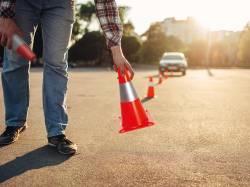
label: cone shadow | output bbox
[144,73,183,79]
[141,97,154,103]
[207,69,214,77]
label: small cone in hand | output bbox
[117,69,155,133]
[12,34,36,62]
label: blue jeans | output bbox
[1,0,75,137]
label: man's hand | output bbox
[0,18,23,49]
[111,45,134,80]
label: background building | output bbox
[161,17,208,43]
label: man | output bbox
[0,0,134,155]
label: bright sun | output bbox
[190,0,249,31]
[79,0,250,33]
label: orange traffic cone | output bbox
[164,70,168,79]
[147,76,156,98]
[118,69,155,133]
[12,34,36,62]
[158,74,163,84]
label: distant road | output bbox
[0,69,250,186]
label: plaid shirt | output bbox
[0,0,15,18]
[0,0,122,48]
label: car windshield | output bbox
[163,55,184,60]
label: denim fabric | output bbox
[1,0,75,137]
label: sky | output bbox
[78,0,250,34]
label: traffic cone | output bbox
[164,70,168,79]
[158,74,163,84]
[12,34,36,62]
[146,76,156,98]
[118,69,155,133]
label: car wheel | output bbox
[182,71,186,76]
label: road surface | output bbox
[0,68,250,187]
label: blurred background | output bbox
[1,1,250,185]
[0,0,250,68]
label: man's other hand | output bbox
[111,45,134,80]
[0,18,23,49]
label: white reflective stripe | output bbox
[119,81,138,102]
[12,35,24,51]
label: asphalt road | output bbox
[0,68,250,187]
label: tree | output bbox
[72,1,96,41]
[209,42,227,66]
[118,6,130,24]
[123,21,135,36]
[79,1,96,33]
[186,40,207,66]
[165,36,185,52]
[237,24,250,66]
[141,23,168,63]
[122,36,141,62]
[68,31,109,66]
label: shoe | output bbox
[0,126,27,145]
[48,134,77,155]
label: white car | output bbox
[159,52,188,76]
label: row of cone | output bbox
[146,72,168,99]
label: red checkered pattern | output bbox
[0,0,16,18]
[94,0,123,48]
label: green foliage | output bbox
[118,6,130,24]
[72,2,96,41]
[165,36,185,52]
[141,23,168,64]
[79,1,96,21]
[210,41,229,66]
[72,17,83,41]
[123,21,135,36]
[140,23,188,64]
[68,31,107,65]
[186,40,207,66]
[122,35,141,62]
[238,25,250,65]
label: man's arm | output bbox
[0,0,16,18]
[94,0,134,78]
[94,0,123,49]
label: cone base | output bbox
[119,110,155,133]
[119,121,155,133]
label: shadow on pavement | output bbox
[0,145,70,183]
[144,74,183,79]
[141,97,154,103]
[207,69,214,77]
